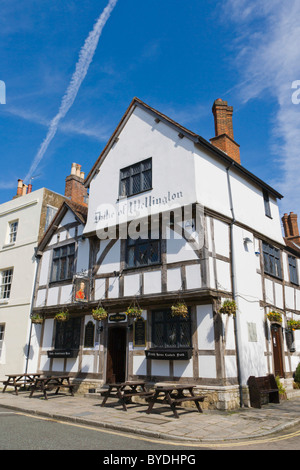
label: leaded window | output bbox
[288,255,299,285]
[152,309,191,349]
[119,158,152,197]
[51,244,75,282]
[262,241,282,279]
[55,317,81,350]
[126,236,160,268]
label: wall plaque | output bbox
[47,349,79,358]
[109,313,127,323]
[133,318,146,347]
[145,349,192,360]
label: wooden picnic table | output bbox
[100,381,154,411]
[2,373,41,395]
[146,384,205,419]
[29,375,74,400]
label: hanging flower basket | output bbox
[54,310,69,322]
[219,300,237,316]
[92,307,108,321]
[171,302,189,318]
[267,311,282,323]
[287,319,300,330]
[125,306,143,318]
[31,314,44,324]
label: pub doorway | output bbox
[271,324,284,377]
[106,327,127,383]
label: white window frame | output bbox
[0,268,13,300]
[7,220,18,244]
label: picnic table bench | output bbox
[29,375,75,400]
[247,374,280,408]
[100,381,154,411]
[2,373,41,395]
[146,384,205,419]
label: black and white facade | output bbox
[29,98,300,409]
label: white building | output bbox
[30,98,300,409]
[0,182,65,380]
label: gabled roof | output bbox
[84,97,283,200]
[37,199,88,254]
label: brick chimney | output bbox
[210,98,241,164]
[282,212,300,244]
[65,163,88,206]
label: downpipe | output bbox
[226,163,244,407]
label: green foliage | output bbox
[275,376,286,395]
[294,363,300,384]
[219,300,237,316]
[92,307,108,321]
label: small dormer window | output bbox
[119,158,152,198]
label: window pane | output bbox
[132,174,141,194]
[142,169,152,190]
[120,178,129,197]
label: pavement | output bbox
[1,389,300,444]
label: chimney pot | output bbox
[71,163,77,175]
[16,179,23,196]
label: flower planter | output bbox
[219,300,237,316]
[287,319,300,330]
[31,314,44,324]
[267,311,282,323]
[171,302,189,318]
[92,307,108,321]
[125,307,143,318]
[54,311,69,322]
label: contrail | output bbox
[24,0,118,183]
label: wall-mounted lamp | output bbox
[243,237,253,244]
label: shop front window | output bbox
[54,317,81,350]
[152,309,191,349]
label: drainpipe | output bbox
[226,162,244,407]
[25,250,41,375]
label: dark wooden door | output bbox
[271,324,284,377]
[106,327,126,383]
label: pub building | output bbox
[29,98,300,409]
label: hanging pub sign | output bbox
[133,317,146,347]
[73,276,89,303]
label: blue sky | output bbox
[1,0,300,220]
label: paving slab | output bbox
[1,391,300,443]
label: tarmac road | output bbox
[1,405,300,452]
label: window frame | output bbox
[151,309,192,349]
[119,157,152,198]
[54,316,81,350]
[8,220,18,244]
[50,243,75,283]
[288,254,299,285]
[0,268,13,300]
[262,241,282,279]
[125,233,161,269]
[263,190,272,218]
